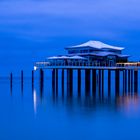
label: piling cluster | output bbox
[50,68,139,97]
[9,68,139,97]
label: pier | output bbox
[35,65,139,97]
[34,40,140,97]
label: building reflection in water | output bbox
[116,94,139,115]
[32,81,140,116]
[25,68,139,114]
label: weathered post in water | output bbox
[85,69,90,96]
[67,69,73,96]
[128,69,131,93]
[61,69,64,96]
[32,70,34,89]
[123,70,125,94]
[78,69,81,96]
[102,69,104,98]
[55,69,58,95]
[92,69,96,96]
[131,69,133,93]
[115,69,120,96]
[108,69,111,96]
[124,70,127,94]
[98,69,101,97]
[40,69,44,96]
[134,69,138,93]
[52,69,56,94]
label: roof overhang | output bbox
[65,40,124,51]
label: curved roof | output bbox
[66,40,124,50]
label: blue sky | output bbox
[0,0,140,74]
[1,0,140,39]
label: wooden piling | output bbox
[128,70,131,93]
[40,69,44,83]
[92,69,96,95]
[115,69,120,96]
[67,69,69,94]
[108,70,111,96]
[102,69,104,97]
[32,70,34,89]
[131,70,133,93]
[40,69,44,95]
[98,69,101,96]
[124,70,127,94]
[56,69,58,95]
[62,69,64,96]
[67,69,73,96]
[52,69,56,94]
[134,69,138,93]
[78,69,81,95]
[85,69,90,96]
[69,69,73,95]
[123,70,125,94]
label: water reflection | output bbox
[10,73,13,96]
[32,82,140,116]
[116,94,139,115]
[33,89,37,114]
[8,75,140,116]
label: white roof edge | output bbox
[65,40,124,50]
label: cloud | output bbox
[0,0,140,40]
[0,0,139,19]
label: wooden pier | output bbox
[36,65,139,97]
[8,64,140,98]
[33,40,140,96]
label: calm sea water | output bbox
[0,43,140,140]
[0,70,140,140]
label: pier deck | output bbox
[34,61,140,70]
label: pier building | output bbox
[34,40,139,97]
[44,41,129,67]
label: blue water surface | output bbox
[0,72,140,140]
[0,36,140,140]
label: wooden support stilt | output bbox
[78,69,81,96]
[40,69,44,97]
[134,69,138,93]
[32,70,34,89]
[52,69,56,94]
[115,69,120,96]
[98,69,101,96]
[92,69,96,96]
[128,70,131,93]
[102,69,104,98]
[108,70,111,97]
[85,69,90,96]
[56,69,58,96]
[62,69,64,96]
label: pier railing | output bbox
[34,61,140,69]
